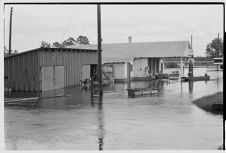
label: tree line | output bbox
[40,35,90,48]
[205,37,223,58]
[4,35,223,58]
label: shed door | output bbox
[54,66,64,89]
[41,66,64,91]
[81,65,90,81]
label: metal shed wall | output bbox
[4,50,39,91]
[4,48,98,92]
[39,48,98,88]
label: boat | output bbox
[181,75,210,82]
[126,88,159,97]
[158,73,169,79]
[158,71,180,80]
[169,73,179,80]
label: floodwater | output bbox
[4,68,223,150]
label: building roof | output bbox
[102,57,131,64]
[4,47,97,59]
[68,41,192,63]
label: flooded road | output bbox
[5,68,223,150]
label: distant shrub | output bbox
[165,57,213,62]
[194,57,213,61]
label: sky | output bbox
[3,4,224,56]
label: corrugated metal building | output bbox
[4,47,98,92]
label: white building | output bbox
[69,39,192,82]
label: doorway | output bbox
[81,65,91,81]
[41,65,64,91]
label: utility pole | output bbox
[216,33,220,71]
[188,35,194,78]
[4,18,5,53]
[9,7,13,55]
[218,33,220,57]
[97,4,103,97]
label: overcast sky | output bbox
[4,4,224,56]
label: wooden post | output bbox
[162,59,165,73]
[127,63,131,89]
[183,62,184,75]
[218,33,220,57]
[97,4,103,97]
[217,33,220,71]
[127,62,131,81]
[90,76,93,97]
[112,65,114,84]
[180,57,183,78]
[188,57,194,78]
[189,35,194,77]
[188,80,193,94]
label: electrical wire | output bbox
[60,9,75,43]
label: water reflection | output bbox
[127,81,131,89]
[5,91,39,99]
[97,98,104,151]
[216,78,220,92]
[39,96,66,109]
[189,81,193,95]
[180,81,183,94]
[157,80,164,90]
[90,94,105,150]
[40,88,65,98]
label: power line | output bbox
[60,9,75,43]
